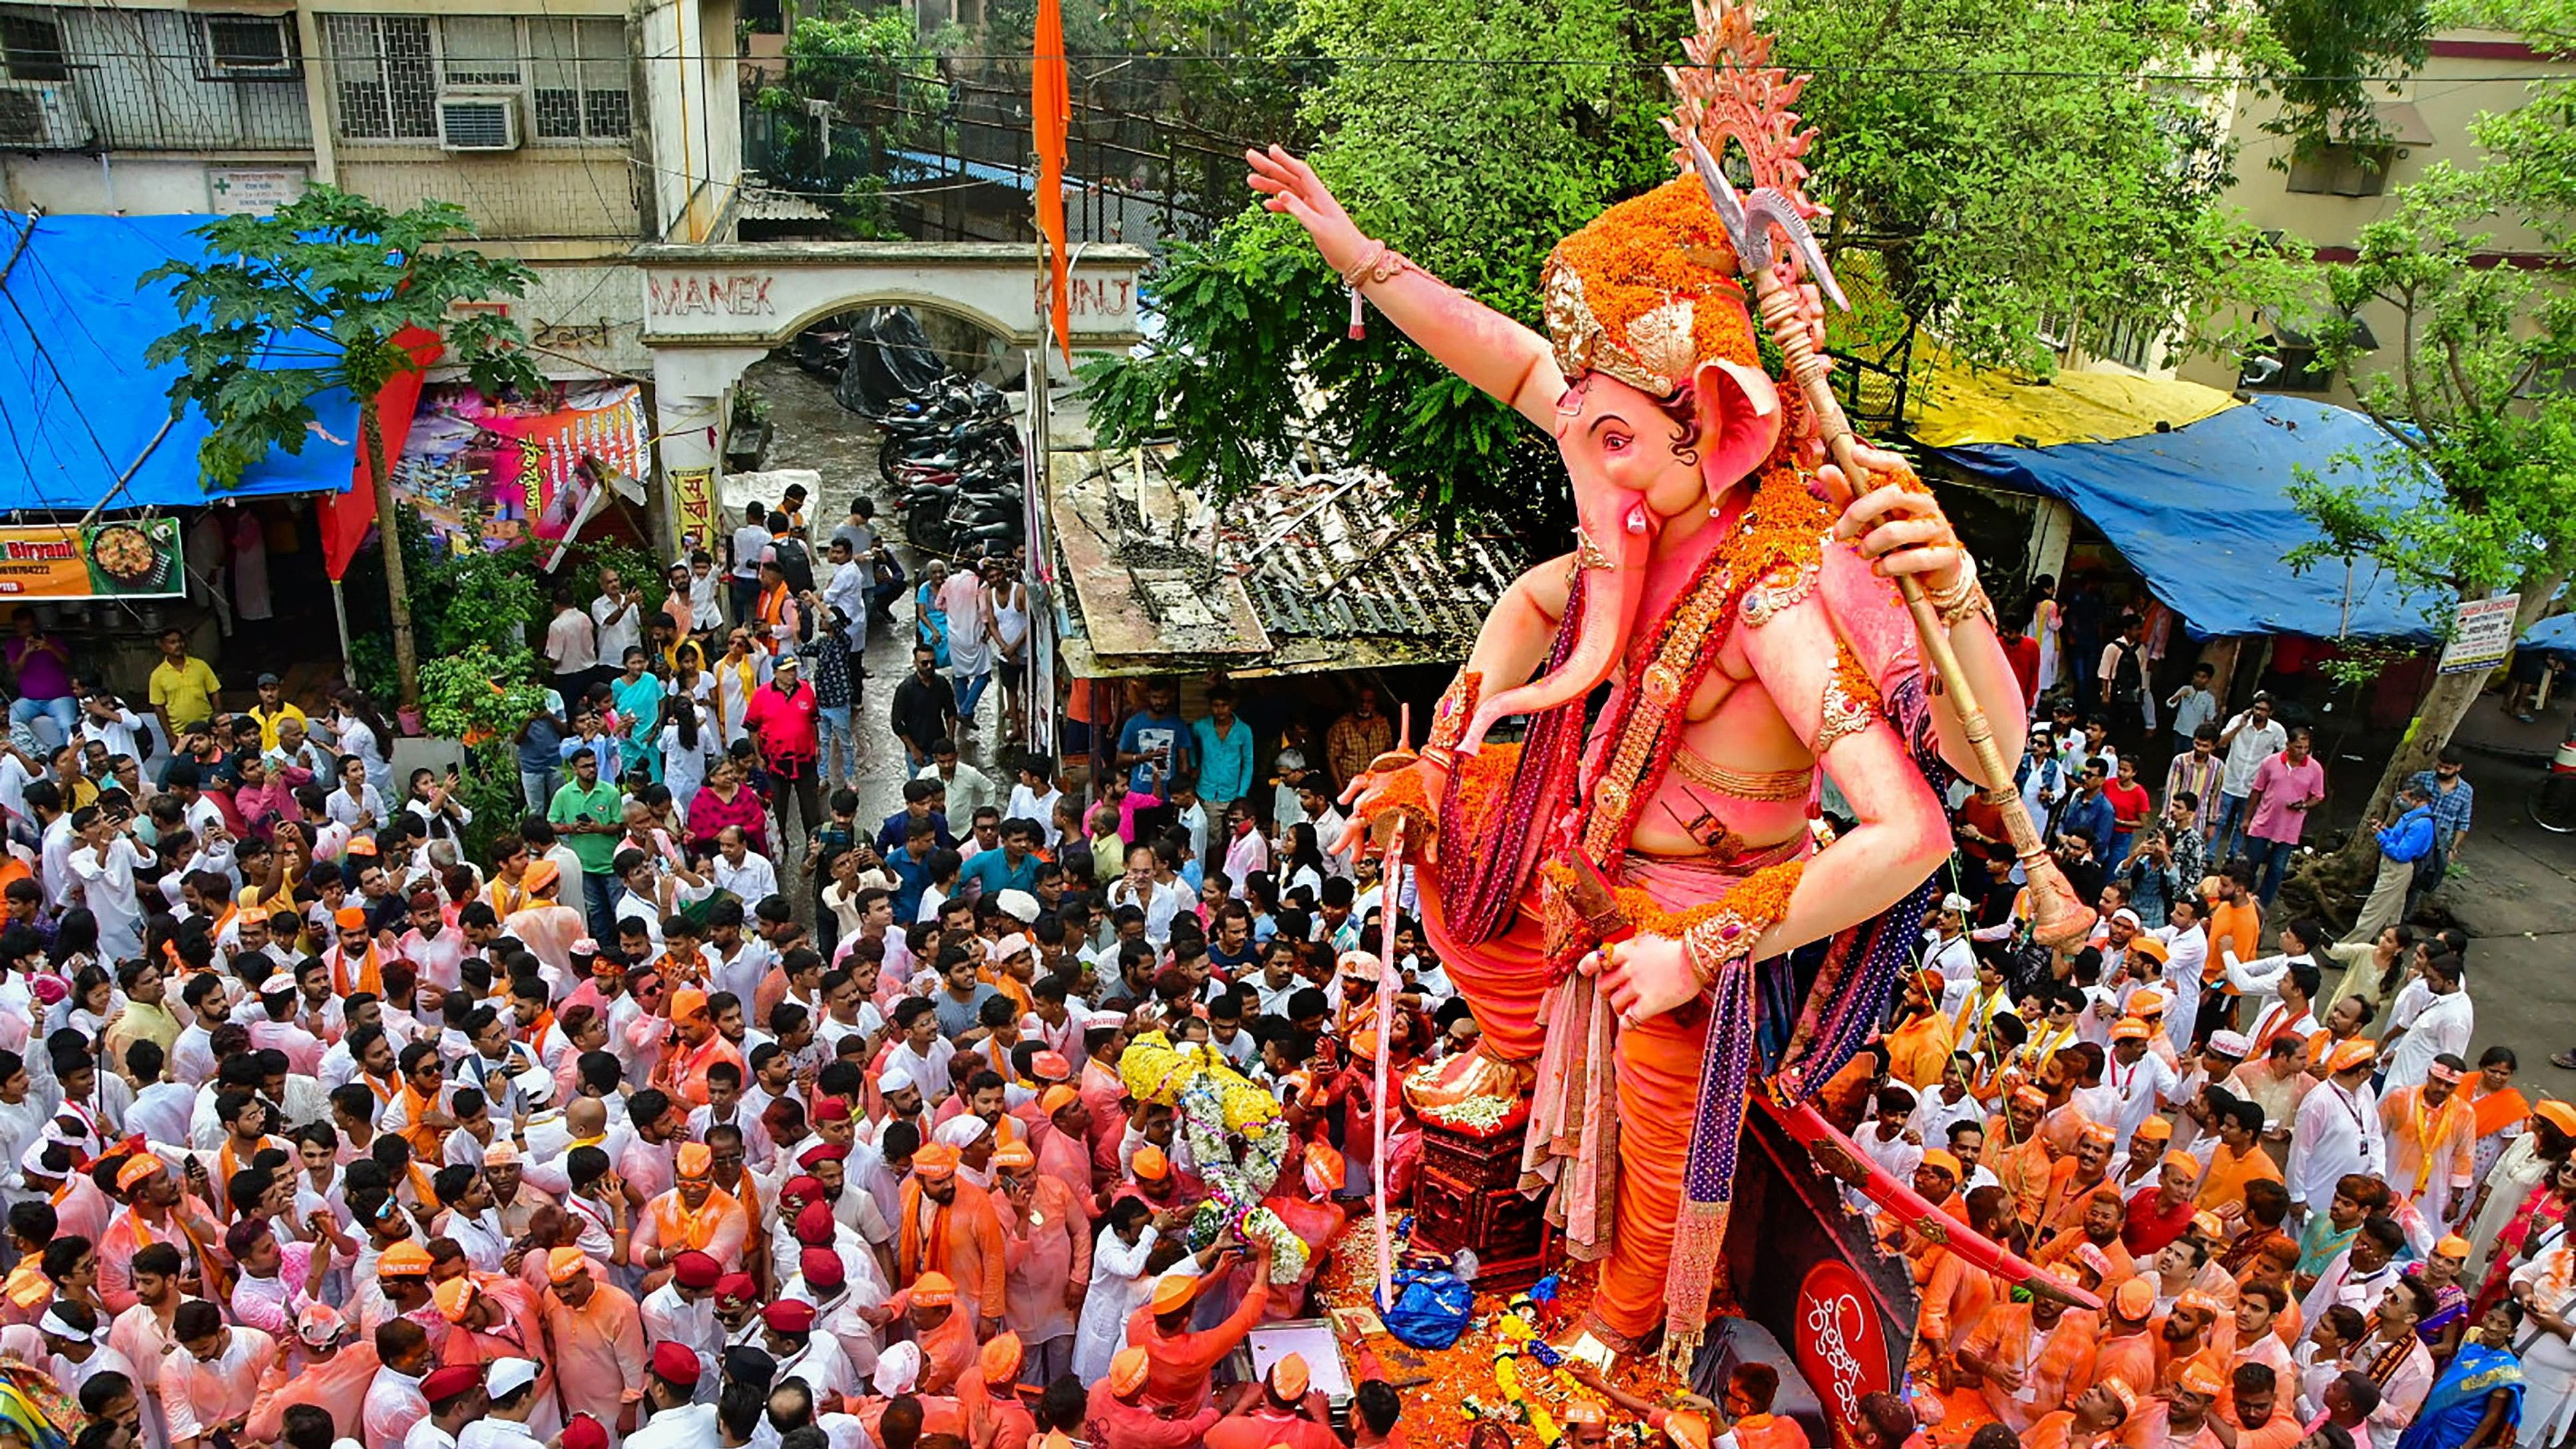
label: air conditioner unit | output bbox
[0,80,89,150]
[437,93,520,151]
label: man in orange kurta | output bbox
[1123,1238,1275,1412]
[634,1142,751,1277]
[2088,1278,2160,1398]
[1920,1186,2012,1353]
[1955,1278,2096,1433]
[2193,1104,2283,1215]
[896,1143,1010,1331]
[2379,1059,2478,1225]
[433,1274,558,1438]
[874,1270,978,1395]
[1885,973,1956,1093]
[1988,1088,2058,1231]
[539,1247,649,1436]
[2036,1126,2118,1241]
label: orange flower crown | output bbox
[1543,177,1762,399]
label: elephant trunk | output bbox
[1460,491,1655,753]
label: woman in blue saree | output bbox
[2398,1301,2527,1449]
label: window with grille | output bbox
[530,18,628,140]
[196,15,299,81]
[440,16,520,88]
[0,12,67,83]
[325,14,436,139]
[323,15,628,143]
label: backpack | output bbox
[770,536,816,594]
[2107,640,2144,706]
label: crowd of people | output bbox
[0,485,2546,1449]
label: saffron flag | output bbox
[317,325,441,581]
[1031,0,1071,363]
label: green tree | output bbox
[1079,0,2293,526]
[142,186,542,705]
[2283,0,2576,871]
[2251,0,2433,162]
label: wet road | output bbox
[744,354,1004,867]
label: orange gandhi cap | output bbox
[1268,1352,1309,1400]
[1133,1145,1171,1181]
[2112,1277,2155,1323]
[910,1271,956,1307]
[1149,1272,1198,1315]
[1109,1348,1151,1397]
[675,1142,712,1178]
[380,1242,433,1277]
[980,1332,1022,1384]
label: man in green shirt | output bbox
[147,628,222,746]
[547,749,624,940]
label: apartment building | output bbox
[0,0,745,381]
[2165,29,2575,404]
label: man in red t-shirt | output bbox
[2102,754,2153,863]
[744,654,822,843]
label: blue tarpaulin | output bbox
[1932,394,2438,642]
[2523,612,2576,662]
[0,210,358,512]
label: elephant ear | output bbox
[1691,357,1781,495]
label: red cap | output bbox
[669,1250,721,1291]
[562,1416,609,1449]
[801,1247,846,1291]
[650,1341,702,1388]
[715,1273,759,1304]
[762,1300,817,1335]
[420,1365,482,1404]
[791,1200,834,1245]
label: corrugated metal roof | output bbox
[738,187,833,223]
[1048,447,1526,677]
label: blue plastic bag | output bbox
[1379,1267,1475,1349]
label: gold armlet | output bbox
[1339,241,1412,289]
[1421,671,1483,767]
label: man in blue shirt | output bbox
[886,814,940,921]
[1190,686,1256,813]
[2056,761,2116,868]
[876,777,955,855]
[2406,749,2475,865]
[1116,681,1192,795]
[2348,781,2437,944]
[956,818,1043,902]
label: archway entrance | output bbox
[637,240,1148,548]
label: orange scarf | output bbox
[331,942,382,998]
[2470,1083,2532,1141]
[649,1186,741,1251]
[396,1083,444,1159]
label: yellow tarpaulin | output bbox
[1905,356,2240,450]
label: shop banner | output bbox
[0,519,185,598]
[392,383,650,558]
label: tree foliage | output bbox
[142,186,540,491]
[1079,0,2298,524]
[2251,0,2432,160]
[2279,0,2576,841]
[142,185,542,703]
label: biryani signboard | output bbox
[0,519,184,599]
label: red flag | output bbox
[1031,0,1071,364]
[319,325,442,581]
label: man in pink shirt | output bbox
[2243,725,2326,907]
[1031,1085,1099,1220]
[992,1140,1089,1387]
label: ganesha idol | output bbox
[1246,85,2033,1363]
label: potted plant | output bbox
[727,385,775,471]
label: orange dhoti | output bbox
[1422,845,1805,1352]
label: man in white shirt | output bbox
[2379,950,2472,1096]
[1921,895,1978,1016]
[2104,1016,2180,1151]
[711,829,780,907]
[2298,1215,2406,1329]
[2285,1039,2387,1225]
[2215,694,2289,855]
[403,1364,486,1449]
[592,569,644,671]
[636,1283,725,1414]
